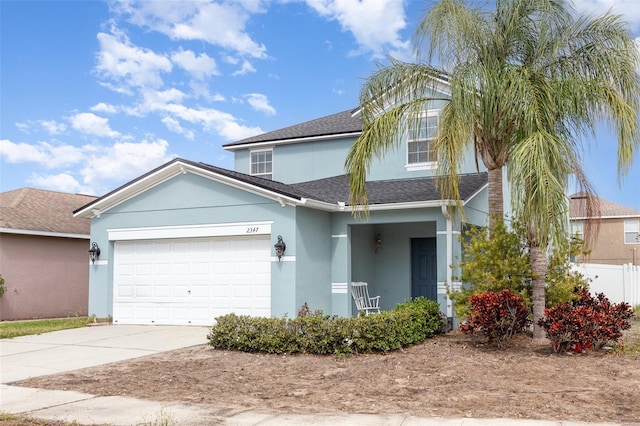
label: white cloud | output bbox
[95,30,172,91]
[231,60,257,76]
[171,49,219,79]
[244,93,276,115]
[69,112,120,138]
[28,172,91,195]
[305,0,410,57]
[162,116,195,140]
[0,139,83,168]
[39,120,67,135]
[111,1,268,58]
[80,139,173,189]
[573,1,640,30]
[90,102,118,114]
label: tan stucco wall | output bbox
[0,233,89,320]
[577,219,640,265]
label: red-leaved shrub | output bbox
[459,289,531,349]
[538,287,635,353]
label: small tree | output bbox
[450,218,532,320]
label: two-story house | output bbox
[570,193,640,265]
[74,102,491,326]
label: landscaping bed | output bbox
[13,319,640,423]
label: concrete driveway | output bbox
[0,324,209,384]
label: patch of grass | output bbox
[0,317,90,339]
[611,318,640,356]
[0,412,80,425]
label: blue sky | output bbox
[1,0,639,210]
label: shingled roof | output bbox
[223,108,362,148]
[570,193,640,218]
[1,188,97,236]
[292,173,488,205]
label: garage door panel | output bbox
[114,235,271,325]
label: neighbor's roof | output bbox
[223,108,362,149]
[75,158,487,218]
[0,188,97,236]
[570,193,640,219]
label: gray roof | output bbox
[223,108,362,148]
[77,158,488,214]
[1,188,96,235]
[292,173,488,205]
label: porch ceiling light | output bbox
[274,235,286,261]
[89,242,101,264]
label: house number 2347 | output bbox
[246,227,260,234]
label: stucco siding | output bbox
[87,172,299,318]
[578,218,640,265]
[0,233,89,320]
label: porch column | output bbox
[330,229,351,317]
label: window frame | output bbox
[623,219,640,244]
[405,110,439,171]
[249,148,273,180]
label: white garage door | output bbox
[113,236,271,325]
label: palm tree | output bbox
[346,0,640,339]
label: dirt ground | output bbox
[15,322,640,424]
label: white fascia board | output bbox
[571,215,640,220]
[74,160,302,218]
[463,182,489,206]
[0,228,90,239]
[223,132,362,152]
[340,200,455,213]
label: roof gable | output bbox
[75,158,488,218]
[0,188,96,236]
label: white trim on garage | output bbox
[108,221,273,241]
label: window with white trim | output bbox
[570,221,583,238]
[407,111,438,169]
[624,219,639,244]
[250,149,272,180]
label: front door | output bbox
[411,238,437,301]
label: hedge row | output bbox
[207,297,445,356]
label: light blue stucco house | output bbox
[74,101,491,326]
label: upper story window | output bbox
[250,149,272,180]
[406,111,438,171]
[624,219,639,244]
[570,220,583,238]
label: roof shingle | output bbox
[1,188,97,235]
[570,193,640,218]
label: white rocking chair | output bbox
[351,282,381,315]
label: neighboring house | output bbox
[75,103,493,326]
[0,188,97,320]
[570,193,640,265]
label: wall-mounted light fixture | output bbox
[89,242,101,264]
[274,235,286,261]
[374,233,382,253]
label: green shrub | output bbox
[207,298,445,356]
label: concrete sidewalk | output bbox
[0,325,633,426]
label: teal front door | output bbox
[411,238,437,301]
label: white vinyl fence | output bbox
[573,263,640,307]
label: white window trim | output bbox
[250,147,273,179]
[623,219,640,244]
[405,110,439,171]
[570,220,583,238]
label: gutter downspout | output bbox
[441,204,454,321]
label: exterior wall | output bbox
[294,208,332,314]
[87,172,297,318]
[576,218,640,265]
[0,233,89,320]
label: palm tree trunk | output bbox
[487,167,504,232]
[529,243,547,341]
